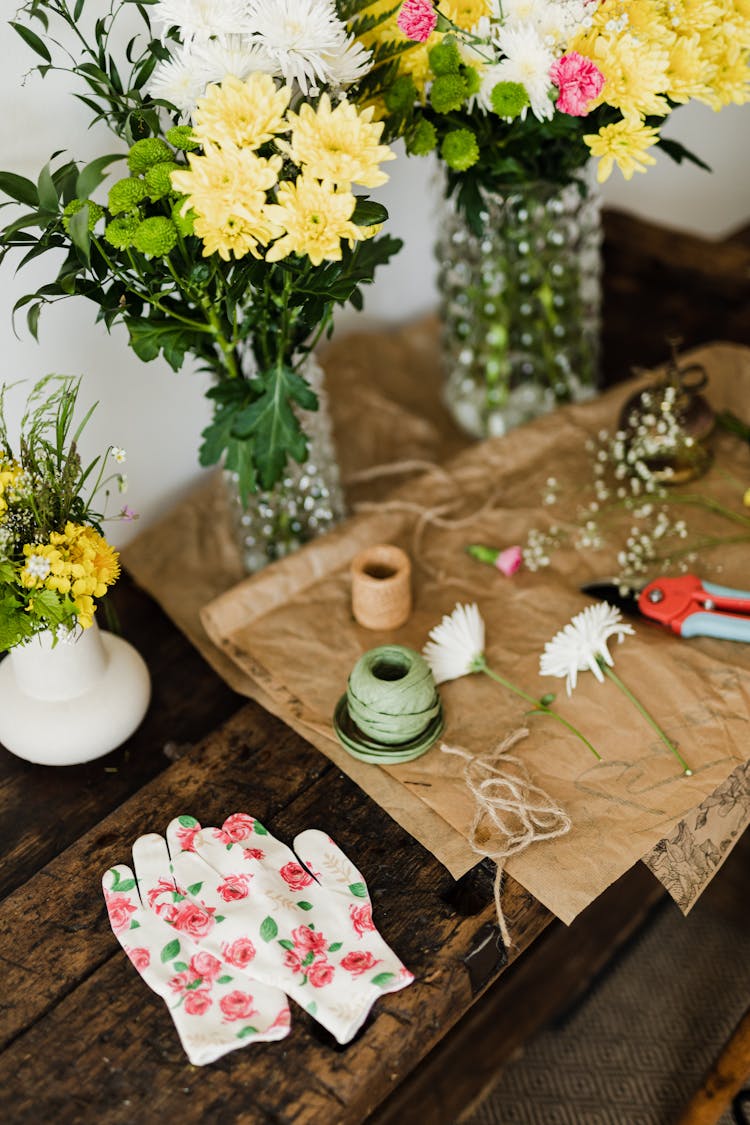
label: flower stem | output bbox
[597,660,692,776]
[477,658,602,761]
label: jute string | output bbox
[442,730,572,947]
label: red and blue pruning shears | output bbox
[581,574,750,643]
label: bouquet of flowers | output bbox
[0,1,400,499]
[359,0,750,226]
[0,376,127,651]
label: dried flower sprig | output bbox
[540,602,692,776]
[424,603,601,761]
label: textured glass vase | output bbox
[225,352,346,573]
[437,179,602,438]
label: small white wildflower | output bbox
[111,447,127,464]
[25,553,51,581]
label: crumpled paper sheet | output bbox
[124,327,750,923]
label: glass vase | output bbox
[436,178,602,438]
[224,351,346,573]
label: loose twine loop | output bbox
[442,729,572,948]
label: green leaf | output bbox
[185,978,203,990]
[348,882,367,899]
[306,1001,317,1016]
[214,914,225,922]
[10,21,51,62]
[371,972,396,987]
[0,172,38,207]
[187,882,203,896]
[254,822,268,836]
[113,876,136,892]
[160,939,180,963]
[37,163,58,213]
[351,198,388,227]
[260,916,278,942]
[75,153,124,200]
[296,901,313,911]
[328,942,343,953]
[178,815,198,828]
[217,974,233,984]
[278,939,295,951]
[237,1026,259,1039]
[539,693,556,706]
[173,961,189,972]
[232,363,317,490]
[68,207,91,265]
[129,919,141,930]
[302,951,314,967]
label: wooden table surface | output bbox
[1,210,748,1125]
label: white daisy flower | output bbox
[540,602,635,695]
[243,0,367,93]
[494,24,556,121]
[111,447,127,464]
[423,602,486,684]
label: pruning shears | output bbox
[581,574,750,643]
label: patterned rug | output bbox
[462,863,750,1125]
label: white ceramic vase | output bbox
[0,621,151,766]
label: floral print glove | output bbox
[102,829,291,1066]
[165,812,414,1045]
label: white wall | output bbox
[1,11,749,546]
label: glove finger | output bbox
[190,812,301,879]
[102,863,146,925]
[292,829,370,903]
[132,832,179,917]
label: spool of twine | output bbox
[347,645,440,745]
[350,544,412,630]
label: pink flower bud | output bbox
[496,545,523,577]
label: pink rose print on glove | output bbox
[340,951,380,977]
[184,990,213,1016]
[217,873,252,902]
[283,948,304,974]
[349,903,375,938]
[280,861,314,891]
[126,947,151,972]
[243,847,265,861]
[189,951,222,982]
[214,813,256,844]
[222,937,256,969]
[220,991,258,1022]
[170,901,215,938]
[174,822,201,852]
[169,970,192,995]
[292,925,328,956]
[270,1007,292,1032]
[308,961,335,989]
[147,877,182,912]
[104,891,137,933]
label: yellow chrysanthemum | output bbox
[171,147,283,261]
[585,33,672,119]
[74,525,121,594]
[20,523,119,627]
[585,118,661,182]
[697,35,750,107]
[0,457,22,516]
[442,0,492,31]
[666,33,711,103]
[192,73,291,151]
[265,177,360,266]
[283,95,395,189]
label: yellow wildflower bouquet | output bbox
[351,0,750,225]
[0,376,127,651]
[0,1,400,499]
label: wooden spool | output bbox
[350,544,412,631]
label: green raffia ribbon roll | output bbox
[346,645,441,746]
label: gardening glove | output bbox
[102,828,291,1066]
[164,812,414,1044]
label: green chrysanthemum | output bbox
[132,216,178,257]
[62,198,104,232]
[166,125,199,152]
[408,118,438,156]
[490,81,530,119]
[430,73,468,114]
[144,161,181,201]
[385,74,418,114]
[463,65,481,98]
[441,128,479,171]
[104,214,140,250]
[429,39,461,76]
[171,199,195,237]
[127,137,173,174]
[108,177,148,216]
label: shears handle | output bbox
[681,612,750,642]
[639,575,750,642]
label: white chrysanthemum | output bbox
[540,602,635,695]
[244,0,369,93]
[152,0,248,40]
[423,603,486,684]
[318,37,372,88]
[498,0,592,48]
[148,42,214,115]
[189,34,276,88]
[494,23,556,120]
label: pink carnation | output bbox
[550,52,605,117]
[397,0,437,42]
